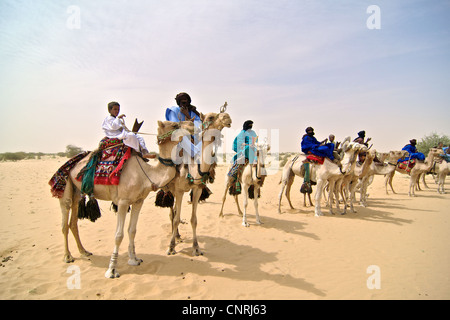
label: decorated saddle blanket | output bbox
[397,159,416,173]
[49,151,90,198]
[306,154,325,165]
[77,137,131,186]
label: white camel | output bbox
[340,148,376,214]
[277,153,315,214]
[219,142,270,227]
[357,150,407,204]
[385,148,443,197]
[164,109,232,256]
[320,142,367,216]
[50,120,194,278]
[436,157,450,194]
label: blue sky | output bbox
[0,0,449,154]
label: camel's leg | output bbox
[335,180,344,215]
[277,177,289,214]
[105,202,128,278]
[242,185,250,227]
[385,171,396,194]
[219,182,229,218]
[190,187,203,256]
[409,175,418,197]
[421,172,430,189]
[314,179,325,217]
[127,201,143,266]
[284,175,295,210]
[169,206,181,240]
[254,186,263,225]
[69,196,92,258]
[327,180,336,215]
[233,195,243,217]
[167,192,184,255]
[60,197,74,263]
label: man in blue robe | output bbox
[301,127,336,161]
[165,92,202,160]
[400,139,425,161]
[232,120,258,164]
[227,120,258,195]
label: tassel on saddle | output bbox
[78,194,101,222]
[190,186,212,202]
[155,190,175,208]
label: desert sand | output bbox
[0,156,449,300]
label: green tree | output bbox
[417,133,450,155]
[65,145,83,157]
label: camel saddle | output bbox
[397,159,416,173]
[305,154,325,165]
[76,137,131,187]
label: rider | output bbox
[400,139,425,161]
[102,101,155,158]
[227,120,258,195]
[165,92,202,161]
[301,127,340,166]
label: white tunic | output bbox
[102,115,147,152]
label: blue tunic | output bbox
[400,144,425,161]
[165,106,202,157]
[232,129,258,164]
[301,135,335,160]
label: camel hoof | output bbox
[314,212,324,217]
[193,248,203,256]
[166,248,177,255]
[242,222,250,227]
[128,258,143,266]
[256,220,263,225]
[63,254,75,263]
[105,268,120,279]
[81,250,93,257]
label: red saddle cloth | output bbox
[306,154,325,164]
[77,137,131,186]
[397,159,416,173]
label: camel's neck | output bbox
[424,154,436,168]
[341,151,358,174]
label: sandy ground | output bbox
[0,156,449,300]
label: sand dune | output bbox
[0,157,449,300]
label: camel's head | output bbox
[156,120,194,145]
[200,112,232,131]
[429,147,444,156]
[367,148,377,159]
[389,150,408,162]
[377,152,390,163]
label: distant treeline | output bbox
[1,133,448,163]
[0,145,84,162]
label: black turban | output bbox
[243,120,253,131]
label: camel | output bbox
[163,109,232,256]
[51,120,194,278]
[340,148,376,214]
[277,153,314,214]
[356,150,407,204]
[219,142,270,227]
[436,157,450,194]
[385,148,444,197]
[319,142,367,216]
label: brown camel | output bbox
[163,109,232,256]
[385,148,443,197]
